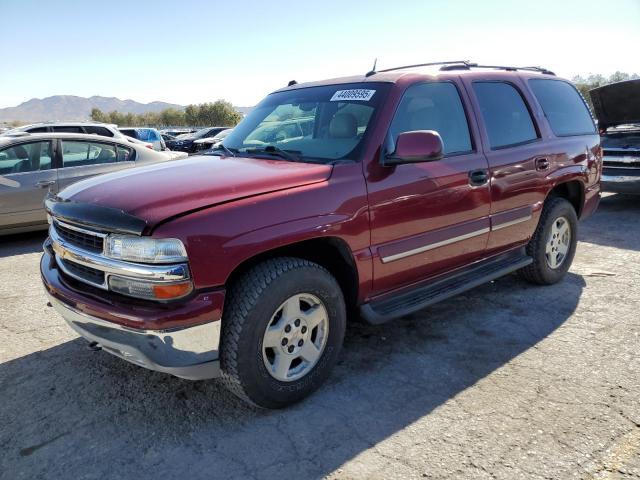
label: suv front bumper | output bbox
[48,294,221,379]
[41,245,224,380]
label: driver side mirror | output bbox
[383,130,444,166]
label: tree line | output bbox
[90,99,243,127]
[572,71,639,112]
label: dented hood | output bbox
[55,155,332,232]
[590,79,640,129]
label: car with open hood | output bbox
[40,61,601,408]
[590,79,640,194]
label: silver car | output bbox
[0,132,187,235]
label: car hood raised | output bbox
[590,79,640,129]
[57,155,332,231]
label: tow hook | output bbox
[87,341,102,352]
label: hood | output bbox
[590,79,640,129]
[57,155,332,230]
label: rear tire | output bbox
[519,197,578,285]
[220,257,346,408]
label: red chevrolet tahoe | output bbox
[41,62,601,408]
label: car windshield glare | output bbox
[223,83,390,162]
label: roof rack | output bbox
[366,60,555,76]
[440,62,555,75]
[366,60,470,76]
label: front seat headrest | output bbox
[329,113,357,138]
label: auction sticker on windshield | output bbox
[330,89,376,102]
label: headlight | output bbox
[104,235,187,263]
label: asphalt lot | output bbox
[1,193,639,480]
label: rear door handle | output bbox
[535,157,550,171]
[35,180,55,188]
[469,169,489,186]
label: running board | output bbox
[360,249,532,325]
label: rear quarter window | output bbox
[119,129,137,139]
[528,79,596,136]
[52,126,84,133]
[84,126,114,137]
[117,145,135,162]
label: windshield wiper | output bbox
[210,143,237,157]
[244,145,301,161]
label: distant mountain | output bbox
[0,95,185,122]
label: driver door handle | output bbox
[535,157,550,171]
[468,169,489,186]
[35,180,55,188]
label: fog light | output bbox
[109,276,192,300]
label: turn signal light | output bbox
[152,282,193,299]
[109,276,193,300]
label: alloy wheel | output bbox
[545,216,571,269]
[261,293,329,382]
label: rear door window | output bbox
[62,141,117,167]
[528,79,596,136]
[0,141,53,174]
[473,82,538,149]
[389,82,473,155]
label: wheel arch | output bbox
[225,236,360,314]
[547,180,585,218]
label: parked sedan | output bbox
[192,128,233,153]
[2,122,160,150]
[590,79,640,194]
[0,132,187,235]
[165,127,231,154]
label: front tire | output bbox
[220,257,346,408]
[519,197,578,285]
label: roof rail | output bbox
[367,60,471,76]
[366,60,555,76]
[439,62,555,75]
[3,131,31,137]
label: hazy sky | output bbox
[1,0,639,108]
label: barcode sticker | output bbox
[330,89,376,102]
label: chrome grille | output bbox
[59,258,106,287]
[53,220,105,253]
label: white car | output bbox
[2,122,157,150]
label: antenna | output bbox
[287,80,297,87]
[365,58,377,77]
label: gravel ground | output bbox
[0,193,639,480]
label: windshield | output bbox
[193,128,216,139]
[223,83,390,163]
[212,129,232,140]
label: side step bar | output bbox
[360,248,532,324]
